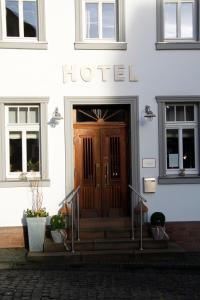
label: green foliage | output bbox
[27,160,39,171]
[150,212,166,227]
[25,208,48,218]
[50,214,65,230]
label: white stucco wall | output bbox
[0,0,200,226]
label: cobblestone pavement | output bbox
[0,266,199,300]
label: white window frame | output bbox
[0,98,49,187]
[0,0,47,49]
[156,0,200,50]
[163,0,196,41]
[5,105,40,179]
[165,104,198,174]
[2,0,38,41]
[157,96,200,184]
[83,0,116,41]
[74,0,127,50]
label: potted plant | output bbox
[150,212,169,240]
[50,214,65,243]
[25,178,48,252]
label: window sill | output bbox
[74,42,127,50]
[0,41,48,50]
[156,42,200,50]
[158,176,200,184]
[0,179,50,188]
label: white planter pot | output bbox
[151,226,169,241]
[51,230,63,243]
[26,217,46,252]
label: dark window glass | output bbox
[6,0,19,37]
[82,138,93,181]
[186,106,194,121]
[183,129,195,168]
[23,1,37,37]
[166,105,175,121]
[9,131,22,172]
[167,129,179,169]
[176,106,184,121]
[110,137,120,179]
[27,132,40,172]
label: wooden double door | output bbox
[74,123,128,217]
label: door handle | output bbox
[95,163,100,188]
[104,163,109,185]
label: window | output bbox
[165,104,197,175]
[0,98,49,187]
[84,1,116,39]
[157,96,200,184]
[75,0,126,50]
[156,0,200,49]
[6,105,40,178]
[0,0,47,49]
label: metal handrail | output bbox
[62,185,81,254]
[129,184,147,251]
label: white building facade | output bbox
[0,0,200,250]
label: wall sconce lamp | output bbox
[144,105,156,120]
[49,107,63,128]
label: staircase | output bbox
[41,217,168,263]
[28,186,170,263]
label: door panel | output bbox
[101,127,127,216]
[74,128,101,217]
[74,124,128,217]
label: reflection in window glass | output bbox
[167,129,179,169]
[102,3,115,38]
[164,3,177,38]
[9,131,22,172]
[23,1,37,37]
[29,107,39,123]
[9,107,18,123]
[26,132,39,172]
[181,3,193,38]
[186,106,194,121]
[86,3,99,38]
[166,105,175,121]
[19,107,28,123]
[176,106,184,121]
[6,0,19,37]
[183,129,195,168]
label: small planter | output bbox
[151,226,167,240]
[50,214,66,244]
[150,212,169,241]
[26,217,46,252]
[51,230,63,243]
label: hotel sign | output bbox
[63,64,138,83]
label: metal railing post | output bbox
[131,191,134,240]
[71,200,75,254]
[77,188,80,241]
[59,185,81,255]
[129,185,147,251]
[140,199,143,251]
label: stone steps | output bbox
[44,237,168,253]
[79,226,150,239]
[80,217,132,228]
[42,218,169,261]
